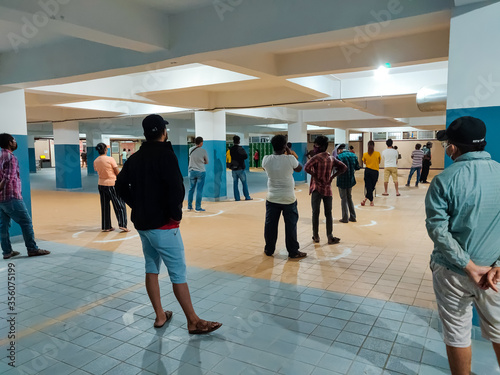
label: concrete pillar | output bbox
[446,2,500,163]
[288,112,307,182]
[0,90,32,237]
[169,126,188,177]
[362,132,371,161]
[194,111,227,201]
[53,121,82,190]
[86,130,101,176]
[28,135,36,173]
[334,128,347,145]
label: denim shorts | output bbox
[138,228,187,284]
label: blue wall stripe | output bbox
[55,144,82,190]
[292,142,308,182]
[172,144,189,177]
[201,140,227,200]
[242,145,250,170]
[28,147,37,173]
[87,147,98,175]
[446,106,500,167]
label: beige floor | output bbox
[31,169,440,310]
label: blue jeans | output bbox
[187,170,206,210]
[407,167,421,185]
[264,200,300,256]
[0,199,38,255]
[232,169,251,201]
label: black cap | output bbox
[142,114,168,138]
[437,116,486,145]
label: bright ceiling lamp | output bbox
[55,100,186,116]
[374,63,391,80]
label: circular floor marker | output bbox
[355,204,395,211]
[188,210,224,218]
[94,234,139,243]
[360,220,377,227]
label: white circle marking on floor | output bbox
[186,210,224,218]
[354,205,395,211]
[360,220,377,227]
[93,234,139,243]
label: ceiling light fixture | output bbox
[374,64,391,80]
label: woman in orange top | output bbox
[93,143,129,232]
[361,140,381,206]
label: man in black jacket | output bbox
[229,135,252,201]
[116,114,221,334]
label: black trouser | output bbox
[98,185,127,230]
[264,200,300,256]
[311,191,333,238]
[420,160,431,182]
[364,168,379,202]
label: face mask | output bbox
[445,144,454,160]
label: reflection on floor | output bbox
[1,168,499,374]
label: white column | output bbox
[334,128,347,145]
[194,111,227,200]
[0,89,32,237]
[53,121,82,190]
[288,112,307,182]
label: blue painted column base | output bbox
[243,145,250,171]
[202,140,227,201]
[172,144,189,177]
[87,148,98,176]
[55,144,82,190]
[28,148,37,173]
[292,142,308,182]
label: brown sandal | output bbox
[189,320,222,334]
[154,310,173,328]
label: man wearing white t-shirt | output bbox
[262,135,306,259]
[382,139,400,196]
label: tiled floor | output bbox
[1,168,499,374]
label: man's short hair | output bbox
[386,139,393,147]
[314,135,329,151]
[233,135,240,144]
[271,135,287,152]
[415,143,421,150]
[0,133,14,149]
[349,145,354,150]
[338,143,346,151]
[195,136,203,145]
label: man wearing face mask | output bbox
[0,133,50,259]
[425,116,500,374]
[115,115,222,334]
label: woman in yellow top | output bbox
[93,143,129,232]
[361,140,381,206]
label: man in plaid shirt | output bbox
[305,136,347,244]
[0,133,50,260]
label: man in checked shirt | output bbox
[0,134,50,260]
[305,136,347,245]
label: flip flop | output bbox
[382,193,389,196]
[189,320,222,334]
[154,310,173,328]
[119,227,130,232]
[102,228,115,232]
[396,193,401,196]
[360,200,366,206]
